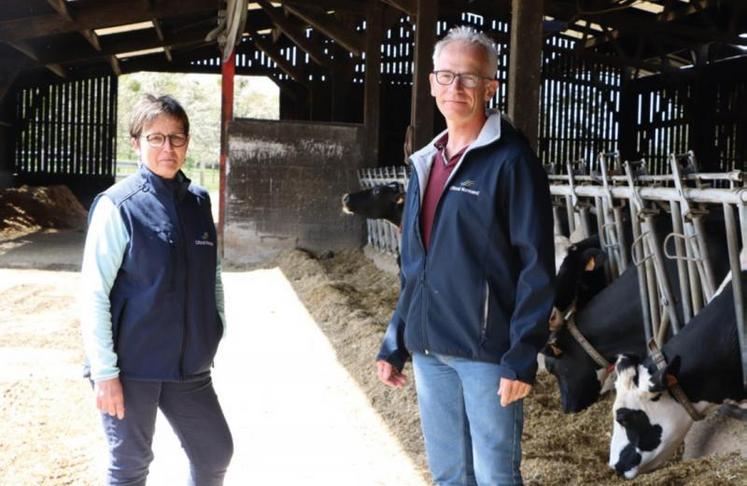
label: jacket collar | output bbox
[137,163,191,200]
[409,109,504,203]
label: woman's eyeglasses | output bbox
[141,133,188,148]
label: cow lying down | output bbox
[609,265,747,479]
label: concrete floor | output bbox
[0,229,426,485]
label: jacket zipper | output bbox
[480,280,490,344]
[174,195,189,379]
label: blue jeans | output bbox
[412,352,524,486]
[100,376,233,486]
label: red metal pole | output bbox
[219,49,235,255]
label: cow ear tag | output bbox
[585,257,596,271]
[665,373,678,388]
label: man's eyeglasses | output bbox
[141,133,188,148]
[433,70,493,89]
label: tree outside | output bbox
[116,72,279,191]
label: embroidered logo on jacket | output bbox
[449,179,480,196]
[195,232,214,246]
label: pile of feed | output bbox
[273,248,746,486]
[0,185,87,239]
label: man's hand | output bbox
[95,377,125,420]
[376,360,408,389]
[498,377,532,407]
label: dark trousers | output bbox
[100,376,233,486]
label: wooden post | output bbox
[410,0,437,150]
[364,2,383,166]
[219,49,235,254]
[507,0,544,151]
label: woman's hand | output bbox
[95,377,125,420]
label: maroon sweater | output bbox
[420,133,468,250]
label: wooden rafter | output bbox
[16,26,211,68]
[109,55,122,76]
[246,27,306,83]
[0,0,217,43]
[6,40,66,78]
[283,4,363,56]
[0,65,19,102]
[257,0,330,67]
[380,0,415,17]
[80,30,102,51]
[46,0,73,22]
[282,0,365,15]
[153,19,173,62]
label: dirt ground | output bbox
[0,183,744,485]
[269,248,747,486]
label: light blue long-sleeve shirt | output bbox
[80,196,226,382]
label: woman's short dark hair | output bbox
[129,94,190,139]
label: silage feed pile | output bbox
[0,185,87,239]
[273,248,747,486]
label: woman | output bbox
[80,94,233,485]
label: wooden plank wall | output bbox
[623,58,747,173]
[539,38,622,172]
[14,76,117,178]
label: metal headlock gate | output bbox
[358,153,747,390]
[548,151,746,390]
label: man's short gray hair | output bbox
[432,26,498,78]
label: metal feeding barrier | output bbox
[549,151,746,390]
[356,152,747,390]
[357,166,409,256]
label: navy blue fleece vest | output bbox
[94,165,221,381]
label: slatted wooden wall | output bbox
[623,58,747,173]
[14,76,117,178]
[540,38,622,171]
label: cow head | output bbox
[542,330,606,413]
[341,182,405,227]
[609,354,692,479]
[553,239,606,319]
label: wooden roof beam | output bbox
[6,40,66,78]
[283,4,363,56]
[281,0,365,15]
[46,0,73,22]
[0,0,217,43]
[80,29,102,51]
[25,26,209,67]
[153,19,173,62]
[380,0,415,17]
[257,0,330,67]
[45,0,103,52]
[0,65,20,103]
[250,32,307,84]
[109,55,122,76]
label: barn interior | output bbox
[1,1,746,482]
[0,0,745,259]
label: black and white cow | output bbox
[341,182,405,227]
[542,214,733,413]
[609,268,747,478]
[550,235,607,329]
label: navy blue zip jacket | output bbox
[377,112,555,384]
[89,165,222,381]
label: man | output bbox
[376,27,554,485]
